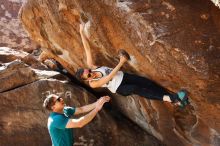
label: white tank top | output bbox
[91,66,124,93]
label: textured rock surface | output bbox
[0,48,162,146]
[0,60,37,92]
[211,0,220,8]
[20,0,220,145]
[0,0,32,52]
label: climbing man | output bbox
[43,94,110,146]
[75,22,189,108]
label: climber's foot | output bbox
[175,90,190,108]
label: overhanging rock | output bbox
[20,0,220,145]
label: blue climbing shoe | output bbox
[176,90,190,108]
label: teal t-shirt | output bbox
[48,106,76,146]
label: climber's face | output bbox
[81,69,92,80]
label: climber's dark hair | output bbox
[75,68,85,81]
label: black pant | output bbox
[116,73,171,101]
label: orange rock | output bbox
[19,0,220,145]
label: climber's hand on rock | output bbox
[119,55,128,64]
[79,23,85,33]
[118,49,131,61]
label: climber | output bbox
[75,22,189,108]
[43,94,110,146]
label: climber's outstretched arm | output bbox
[79,23,97,69]
[89,55,127,88]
